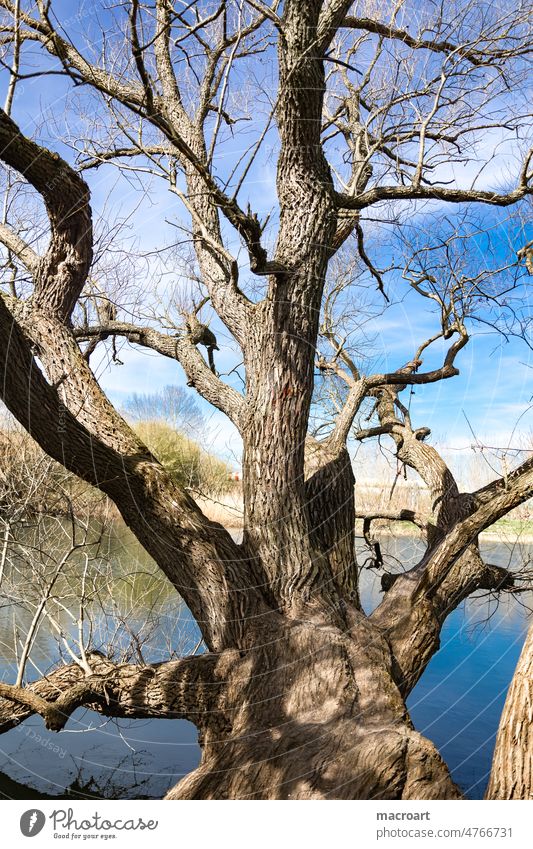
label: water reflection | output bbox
[0,522,203,799]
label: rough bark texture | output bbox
[486,621,533,800]
[166,614,461,800]
[0,0,531,801]
[0,651,231,732]
[0,110,92,322]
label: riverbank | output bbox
[196,494,533,542]
[355,517,533,544]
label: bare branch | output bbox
[336,177,533,212]
[340,15,533,67]
[0,221,38,272]
[355,509,429,531]
[75,320,244,427]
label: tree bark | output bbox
[0,651,230,732]
[486,621,533,799]
[0,0,532,802]
[164,613,461,800]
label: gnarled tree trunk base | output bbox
[166,616,462,800]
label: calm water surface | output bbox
[0,528,529,799]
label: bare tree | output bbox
[0,0,531,799]
[122,385,204,435]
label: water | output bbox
[357,533,531,799]
[0,526,530,799]
[0,521,204,800]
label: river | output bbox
[0,526,530,800]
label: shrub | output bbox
[134,421,232,496]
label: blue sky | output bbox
[1,1,532,484]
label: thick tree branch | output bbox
[0,296,259,649]
[304,437,360,608]
[372,463,533,695]
[0,97,254,644]
[328,377,367,451]
[472,453,533,507]
[0,108,92,322]
[335,177,533,211]
[316,1,354,50]
[0,650,229,732]
[361,354,520,693]
[486,620,533,799]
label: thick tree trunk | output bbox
[486,621,533,799]
[166,613,461,800]
[1,1,532,803]
[239,2,343,624]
